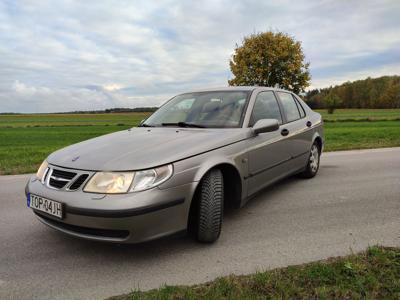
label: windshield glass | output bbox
[143,91,250,128]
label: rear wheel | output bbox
[195,169,224,243]
[300,142,320,178]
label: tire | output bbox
[196,169,224,243]
[300,142,321,178]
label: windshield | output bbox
[143,91,250,128]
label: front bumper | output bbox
[26,177,196,243]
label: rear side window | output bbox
[294,96,306,118]
[250,91,282,126]
[277,92,301,122]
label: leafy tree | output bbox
[228,31,310,94]
[368,86,380,108]
[380,83,400,108]
[325,92,342,114]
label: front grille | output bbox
[69,174,89,190]
[45,167,90,191]
[35,212,129,239]
[52,169,76,180]
[48,168,77,189]
[49,177,69,189]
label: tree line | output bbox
[305,76,400,109]
[0,107,159,114]
[55,107,158,114]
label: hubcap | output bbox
[309,145,319,173]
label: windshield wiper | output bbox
[138,123,154,127]
[161,122,206,128]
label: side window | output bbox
[250,91,282,126]
[277,92,301,122]
[293,96,306,118]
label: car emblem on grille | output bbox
[72,156,80,162]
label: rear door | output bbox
[276,92,313,170]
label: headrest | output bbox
[202,101,221,113]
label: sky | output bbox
[0,0,399,113]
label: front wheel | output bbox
[195,169,224,243]
[300,142,321,178]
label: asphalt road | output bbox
[1,147,399,299]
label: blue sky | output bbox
[0,0,399,112]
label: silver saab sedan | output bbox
[26,87,324,243]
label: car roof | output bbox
[185,86,294,94]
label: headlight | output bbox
[130,164,173,192]
[36,160,48,180]
[83,164,173,194]
[84,172,134,194]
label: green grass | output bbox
[317,108,400,122]
[0,112,151,128]
[1,109,399,128]
[107,246,400,300]
[324,120,400,151]
[1,111,400,174]
[0,125,131,174]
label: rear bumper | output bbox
[26,177,196,243]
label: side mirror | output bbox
[252,119,279,135]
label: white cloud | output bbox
[103,83,123,92]
[13,80,51,96]
[0,81,168,113]
[310,63,400,90]
[0,0,399,112]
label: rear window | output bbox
[277,92,301,122]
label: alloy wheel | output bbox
[309,144,319,173]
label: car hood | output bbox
[47,127,252,171]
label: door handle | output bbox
[281,128,289,136]
[306,121,312,127]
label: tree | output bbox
[380,83,400,108]
[325,92,342,114]
[228,31,310,94]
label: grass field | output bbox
[107,246,400,300]
[0,125,130,174]
[317,108,400,121]
[324,120,400,151]
[1,109,400,174]
[0,112,150,128]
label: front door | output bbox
[247,91,292,196]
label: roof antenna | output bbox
[274,83,280,89]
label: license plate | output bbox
[28,193,63,219]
